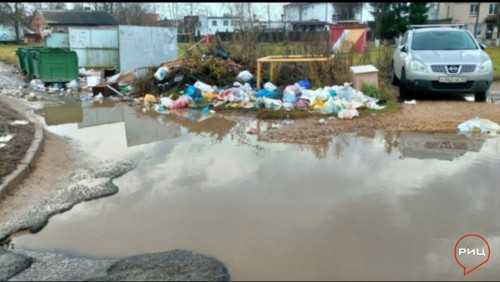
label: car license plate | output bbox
[439,76,467,83]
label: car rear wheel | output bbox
[474,91,487,102]
[399,69,412,100]
[391,63,399,86]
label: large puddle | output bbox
[12,98,500,280]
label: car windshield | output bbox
[411,30,478,50]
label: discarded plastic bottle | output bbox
[343,83,352,102]
[282,119,295,126]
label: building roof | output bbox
[38,10,119,25]
[283,3,311,8]
[290,20,330,26]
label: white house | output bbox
[191,15,241,36]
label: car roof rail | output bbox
[407,24,466,30]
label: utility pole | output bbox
[474,2,480,39]
[496,2,500,45]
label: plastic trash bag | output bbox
[283,84,300,96]
[264,82,278,91]
[256,89,276,98]
[263,97,283,110]
[294,99,310,111]
[154,67,170,81]
[283,93,297,104]
[297,79,312,89]
[457,117,500,134]
[338,109,359,119]
[236,70,253,83]
[282,102,295,110]
[160,97,173,109]
[194,80,214,93]
[185,85,201,98]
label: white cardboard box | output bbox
[350,65,379,90]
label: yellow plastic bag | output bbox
[144,94,157,104]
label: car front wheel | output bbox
[391,63,399,86]
[474,91,487,102]
[399,69,412,100]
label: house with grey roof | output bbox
[29,9,119,35]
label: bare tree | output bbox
[71,3,85,11]
[0,2,29,43]
[114,3,153,25]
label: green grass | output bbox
[485,45,500,81]
[0,44,23,66]
[0,43,44,66]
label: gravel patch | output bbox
[87,250,230,281]
[6,248,117,281]
[0,248,33,281]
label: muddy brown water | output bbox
[12,98,500,280]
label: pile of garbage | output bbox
[136,67,386,120]
[27,67,140,103]
[24,55,386,121]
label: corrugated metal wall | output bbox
[62,26,177,71]
[69,27,120,69]
[119,25,177,72]
[45,33,70,48]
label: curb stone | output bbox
[0,98,45,199]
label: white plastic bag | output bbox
[160,97,173,109]
[457,117,500,133]
[154,67,170,81]
[194,80,213,92]
[263,97,283,110]
[236,70,253,83]
[264,82,277,91]
[338,109,359,120]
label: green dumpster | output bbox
[30,48,78,83]
[23,46,46,78]
[15,48,28,74]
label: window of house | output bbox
[470,4,479,16]
[212,20,217,26]
[223,20,228,26]
[489,3,499,15]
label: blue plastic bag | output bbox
[185,85,201,98]
[256,89,276,98]
[297,79,312,90]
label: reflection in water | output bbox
[21,98,500,280]
[35,97,83,126]
[36,98,494,162]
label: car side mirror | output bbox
[480,43,487,50]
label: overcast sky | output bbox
[157,3,286,21]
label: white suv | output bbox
[391,24,493,102]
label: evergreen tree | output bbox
[408,3,428,25]
[369,3,429,40]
